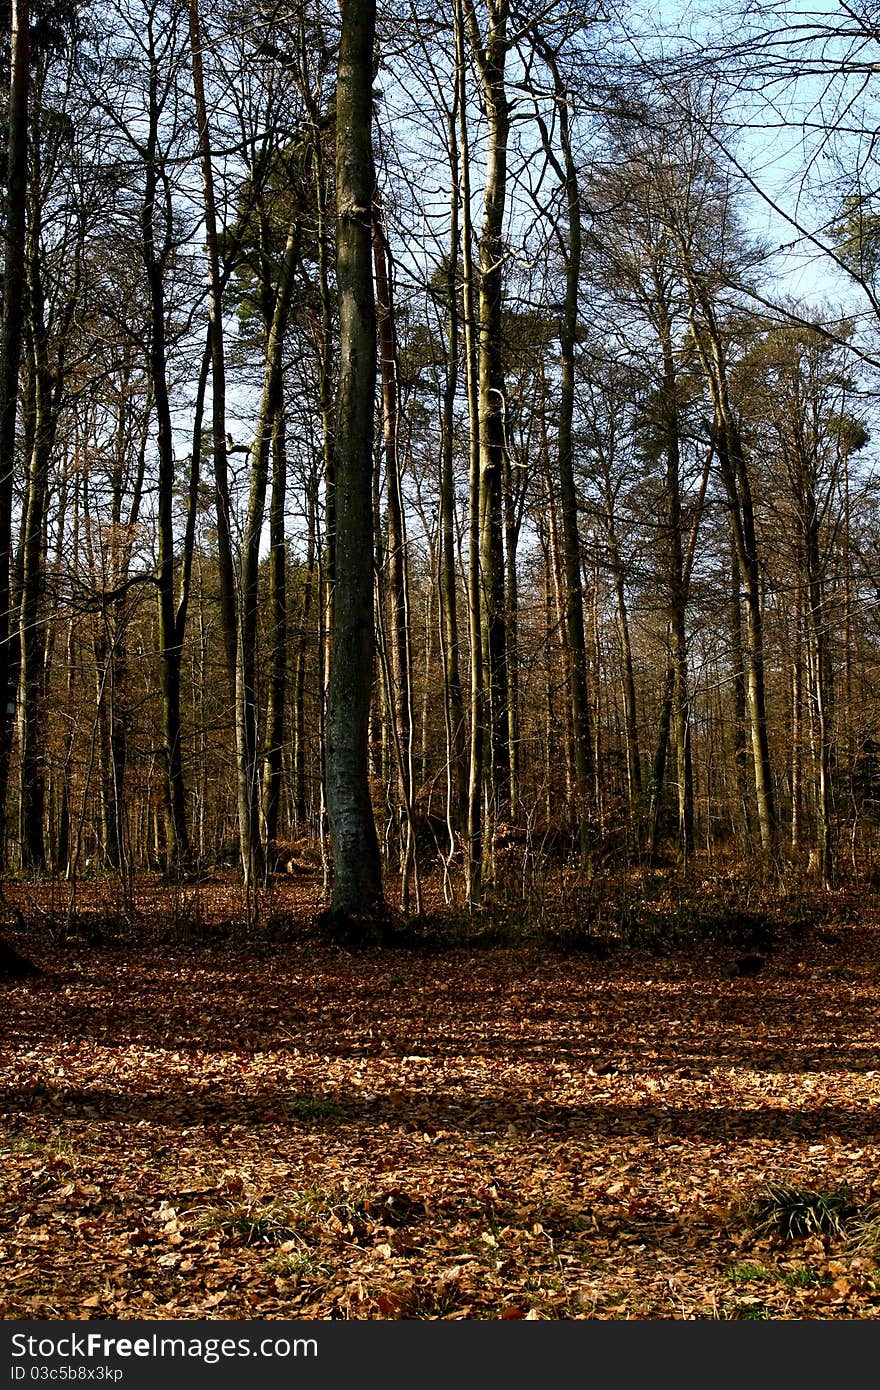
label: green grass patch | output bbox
[749,1182,857,1241]
[725,1262,768,1283]
[209,1200,301,1246]
[288,1095,343,1122]
[779,1266,831,1288]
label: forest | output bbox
[2,0,880,1325]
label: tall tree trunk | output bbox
[469,0,511,839]
[729,524,752,845]
[805,492,833,885]
[502,447,520,821]
[236,224,300,889]
[18,331,51,870]
[294,466,318,827]
[649,665,675,855]
[538,514,558,821]
[535,39,594,851]
[715,413,777,856]
[372,208,419,911]
[659,319,693,861]
[543,457,575,820]
[326,0,383,916]
[612,560,641,808]
[791,579,803,853]
[689,304,777,855]
[456,0,484,903]
[312,115,335,873]
[262,407,288,861]
[18,111,83,870]
[142,52,191,869]
[0,0,30,864]
[151,367,189,870]
[439,81,468,848]
[594,452,642,810]
[188,0,237,699]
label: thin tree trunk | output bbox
[658,321,693,860]
[543,459,575,820]
[294,469,317,828]
[236,224,300,889]
[188,0,237,697]
[439,88,467,844]
[805,495,833,885]
[791,579,803,853]
[262,408,288,862]
[594,442,641,809]
[689,304,777,855]
[373,208,419,911]
[18,336,51,870]
[502,447,520,821]
[534,39,594,851]
[142,50,191,869]
[18,117,83,870]
[311,115,335,867]
[456,0,484,903]
[613,564,641,806]
[729,523,752,845]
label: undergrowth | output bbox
[747,1181,859,1242]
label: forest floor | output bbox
[1,867,880,1320]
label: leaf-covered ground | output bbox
[2,880,880,1319]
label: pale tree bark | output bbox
[326,0,383,915]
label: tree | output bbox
[0,0,30,862]
[529,26,595,853]
[326,0,383,916]
[738,318,868,882]
[79,0,202,870]
[587,115,701,859]
[468,0,511,851]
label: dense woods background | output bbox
[3,0,880,917]
[7,0,880,1326]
